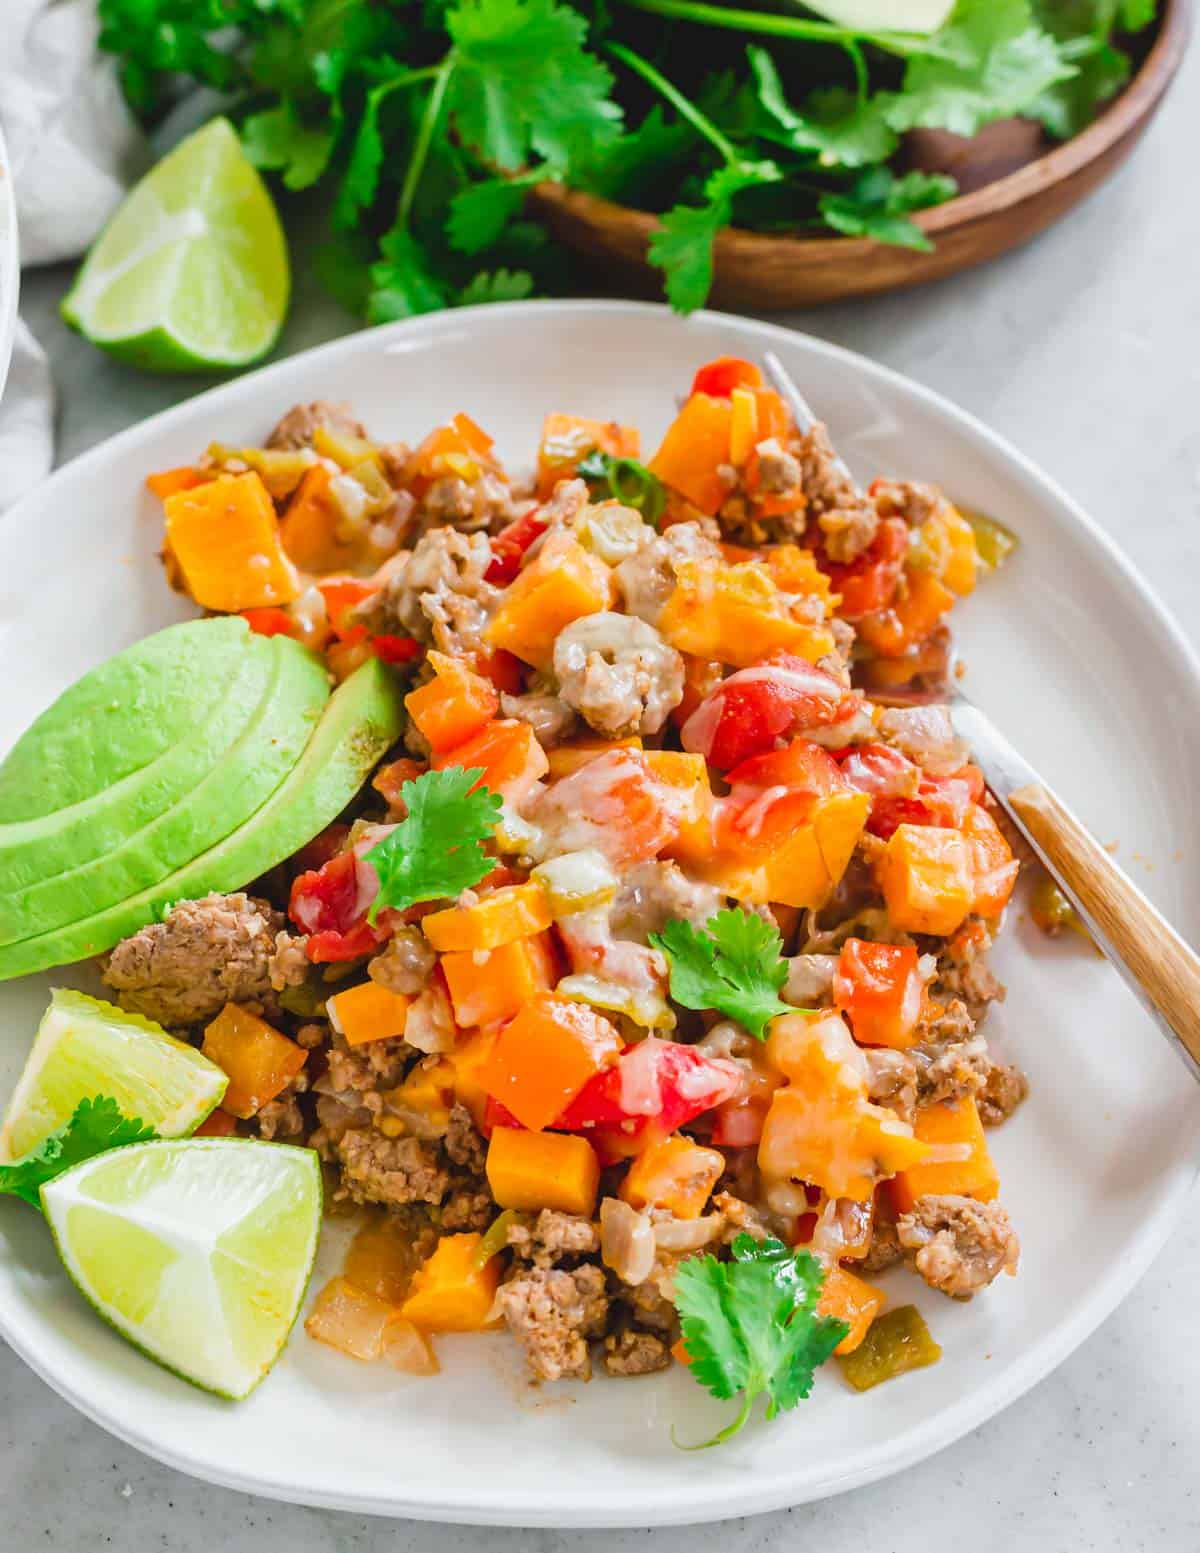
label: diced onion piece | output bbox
[531,849,619,916]
[305,1276,395,1361]
[493,802,544,856]
[576,504,652,565]
[381,1315,441,1376]
[557,972,676,1031]
[652,1213,724,1253]
[599,1197,657,1286]
[344,1216,421,1305]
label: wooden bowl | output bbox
[532,0,1191,310]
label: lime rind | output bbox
[0,988,227,1161]
[41,1139,322,1400]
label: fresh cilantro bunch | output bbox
[674,1235,848,1446]
[0,1097,154,1210]
[365,766,502,919]
[650,908,795,1039]
[95,0,1159,318]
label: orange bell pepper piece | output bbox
[164,472,300,613]
[877,823,973,936]
[478,993,623,1131]
[279,464,363,575]
[432,717,549,804]
[201,1004,307,1118]
[486,1126,601,1216]
[832,939,925,1050]
[405,651,499,755]
[889,1096,999,1214]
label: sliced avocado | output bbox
[0,636,330,944]
[0,632,279,893]
[0,656,405,980]
[0,617,257,821]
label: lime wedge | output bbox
[61,118,289,372]
[42,1139,321,1399]
[0,989,227,1161]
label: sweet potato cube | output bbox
[201,1004,306,1119]
[385,1058,456,1133]
[484,533,613,668]
[440,932,557,1029]
[478,993,623,1131]
[648,393,733,515]
[422,882,553,952]
[405,651,499,754]
[446,1028,500,1126]
[536,412,640,500]
[546,736,642,780]
[164,472,300,612]
[400,1233,501,1332]
[962,802,1020,918]
[486,1126,601,1216]
[433,718,549,804]
[279,465,362,575]
[818,1265,887,1356]
[878,823,973,935]
[620,1134,724,1219]
[659,559,834,668]
[940,508,979,596]
[327,981,412,1047]
[889,1096,999,1214]
[857,571,955,658]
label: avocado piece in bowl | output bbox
[0,627,281,893]
[0,656,405,980]
[0,616,259,821]
[0,634,330,944]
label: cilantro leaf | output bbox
[650,908,794,1039]
[0,1097,154,1211]
[819,166,956,251]
[365,766,502,919]
[448,176,544,255]
[367,226,450,324]
[674,1236,848,1447]
[886,0,1077,139]
[572,107,695,204]
[242,102,336,191]
[458,268,536,304]
[445,0,622,173]
[749,51,898,169]
[649,160,782,314]
[1119,0,1157,25]
[1030,41,1129,137]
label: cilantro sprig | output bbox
[650,908,795,1040]
[93,0,1157,318]
[674,1235,848,1447]
[0,1097,154,1210]
[365,766,502,920]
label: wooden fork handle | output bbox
[1008,782,1200,1074]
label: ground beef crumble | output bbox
[897,1193,1020,1298]
[498,1265,610,1382]
[335,1128,450,1208]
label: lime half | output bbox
[61,118,289,372]
[0,989,227,1161]
[42,1139,321,1398]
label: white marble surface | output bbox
[5,35,1200,1551]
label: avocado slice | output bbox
[0,656,405,980]
[0,631,279,893]
[0,635,330,944]
[0,617,258,821]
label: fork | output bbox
[762,349,1200,1080]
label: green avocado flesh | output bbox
[0,636,330,945]
[0,657,405,981]
[0,617,257,822]
[0,634,278,894]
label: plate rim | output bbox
[3,298,1199,1525]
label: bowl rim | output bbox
[3,299,1200,1524]
[535,0,1193,260]
[0,122,20,401]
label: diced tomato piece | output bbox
[833,938,925,1049]
[290,849,360,935]
[486,509,549,585]
[241,607,300,639]
[372,634,423,664]
[318,578,373,643]
[306,919,387,963]
[839,743,919,799]
[726,739,847,797]
[473,648,525,694]
[690,357,763,399]
[555,1041,743,1149]
[681,652,856,771]
[825,517,907,620]
[709,1094,771,1147]
[292,822,353,874]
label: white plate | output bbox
[0,123,20,400]
[0,302,1197,1526]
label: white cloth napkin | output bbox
[0,0,145,506]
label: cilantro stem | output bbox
[673,1394,754,1451]
[612,0,932,59]
[397,52,457,232]
[606,41,737,166]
